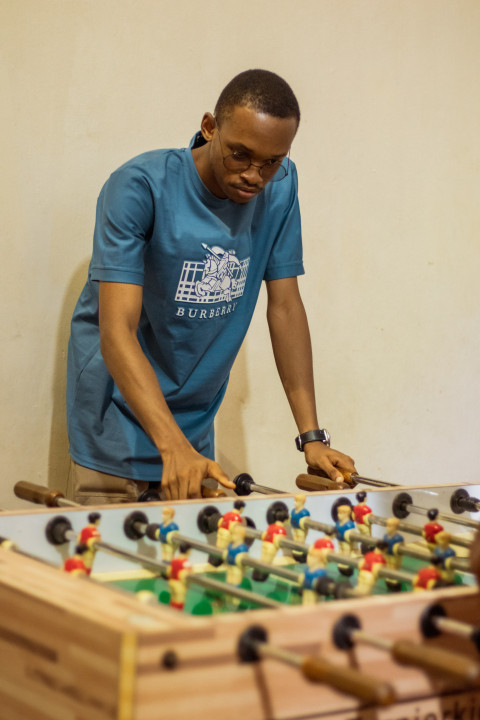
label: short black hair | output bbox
[215,69,300,127]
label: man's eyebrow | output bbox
[227,141,285,159]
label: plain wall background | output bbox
[1,0,479,509]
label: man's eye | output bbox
[231,151,249,161]
[264,159,280,168]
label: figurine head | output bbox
[294,494,306,511]
[88,512,101,526]
[385,517,400,537]
[162,506,175,523]
[337,504,351,522]
[234,500,246,514]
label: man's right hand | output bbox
[160,444,235,501]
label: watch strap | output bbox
[295,429,331,451]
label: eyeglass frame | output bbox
[214,121,290,182]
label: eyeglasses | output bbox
[216,126,289,182]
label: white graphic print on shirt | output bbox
[175,243,249,305]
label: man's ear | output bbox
[200,112,216,142]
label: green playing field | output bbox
[109,555,469,616]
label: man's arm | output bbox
[266,276,356,482]
[98,281,234,500]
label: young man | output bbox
[66,69,356,504]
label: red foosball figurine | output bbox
[63,544,89,576]
[422,509,443,549]
[168,542,192,610]
[216,501,245,550]
[77,512,101,574]
[413,555,443,592]
[260,508,288,565]
[352,492,372,538]
[356,542,387,595]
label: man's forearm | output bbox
[100,326,190,456]
[266,280,319,432]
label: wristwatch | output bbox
[295,429,331,451]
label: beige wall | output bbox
[2,0,479,509]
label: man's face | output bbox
[200,105,297,204]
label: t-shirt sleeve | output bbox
[89,165,155,285]
[263,163,304,282]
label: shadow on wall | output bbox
[48,259,90,493]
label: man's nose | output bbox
[240,164,263,184]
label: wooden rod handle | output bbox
[301,656,396,706]
[392,640,480,687]
[296,474,341,492]
[14,481,66,507]
[14,480,224,506]
[307,466,357,486]
[201,485,227,499]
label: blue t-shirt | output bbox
[67,136,304,481]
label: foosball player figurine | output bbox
[301,537,334,605]
[423,509,444,550]
[352,492,372,538]
[224,524,250,587]
[216,500,246,550]
[167,542,192,610]
[290,494,310,544]
[335,504,358,556]
[63,544,89,576]
[153,506,179,562]
[257,506,289,570]
[413,555,443,592]
[383,518,404,570]
[433,530,456,583]
[382,517,404,590]
[77,512,101,574]
[356,542,387,596]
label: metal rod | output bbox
[406,503,479,530]
[433,616,478,641]
[326,551,415,585]
[240,555,300,583]
[249,482,285,495]
[187,575,282,609]
[256,642,302,666]
[352,476,397,488]
[351,628,392,651]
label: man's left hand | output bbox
[304,441,357,484]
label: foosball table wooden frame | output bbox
[0,482,479,720]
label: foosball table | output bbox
[0,478,479,720]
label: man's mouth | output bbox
[233,185,260,197]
